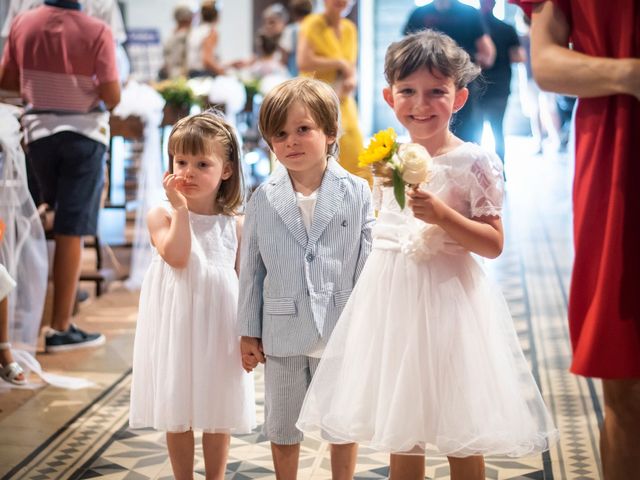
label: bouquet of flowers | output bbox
[358,128,432,209]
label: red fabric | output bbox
[511,0,640,378]
[1,5,118,112]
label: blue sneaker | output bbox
[45,324,106,353]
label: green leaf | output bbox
[392,168,405,209]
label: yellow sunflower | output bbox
[358,128,398,167]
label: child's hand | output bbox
[163,171,188,210]
[240,336,265,373]
[407,188,448,225]
[242,353,259,372]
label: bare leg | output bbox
[390,453,425,480]
[0,298,25,382]
[271,442,300,480]
[166,430,195,480]
[448,455,485,480]
[51,235,83,332]
[202,432,230,480]
[601,378,640,480]
[330,443,358,480]
[538,92,562,148]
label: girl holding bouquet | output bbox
[296,30,558,479]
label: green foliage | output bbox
[393,168,405,210]
[155,78,199,109]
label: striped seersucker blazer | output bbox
[237,158,374,357]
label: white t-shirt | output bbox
[295,189,326,358]
[296,189,317,234]
[186,23,215,72]
[279,23,297,53]
[21,111,111,146]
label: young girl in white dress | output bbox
[129,112,255,480]
[296,30,559,479]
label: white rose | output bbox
[398,143,431,185]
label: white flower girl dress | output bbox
[297,143,559,457]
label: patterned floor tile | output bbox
[1,140,603,479]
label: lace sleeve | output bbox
[468,151,504,218]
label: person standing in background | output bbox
[1,0,129,83]
[279,0,313,77]
[511,1,640,478]
[0,0,120,352]
[186,0,225,77]
[261,2,289,42]
[160,3,193,80]
[297,0,371,184]
[478,0,525,169]
[403,0,496,144]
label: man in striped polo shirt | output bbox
[0,0,120,352]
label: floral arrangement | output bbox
[358,128,432,209]
[154,78,200,109]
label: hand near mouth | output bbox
[163,172,189,210]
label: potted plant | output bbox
[154,78,199,126]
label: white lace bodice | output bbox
[372,143,504,260]
[188,212,237,269]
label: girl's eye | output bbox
[298,126,310,133]
[175,160,186,166]
[198,162,209,168]
[274,131,287,140]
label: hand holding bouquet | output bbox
[358,128,432,209]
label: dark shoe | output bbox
[45,324,106,353]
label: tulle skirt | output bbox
[297,248,559,457]
[130,258,256,433]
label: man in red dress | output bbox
[511,1,640,478]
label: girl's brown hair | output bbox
[384,30,481,89]
[168,111,243,214]
[258,77,341,157]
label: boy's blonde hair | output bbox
[384,30,481,89]
[258,77,341,157]
[168,111,243,214]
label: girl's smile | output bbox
[383,66,468,153]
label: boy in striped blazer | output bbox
[238,77,374,479]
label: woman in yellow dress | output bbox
[297,0,371,184]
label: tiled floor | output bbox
[0,137,604,479]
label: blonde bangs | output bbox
[259,77,340,150]
[167,112,244,215]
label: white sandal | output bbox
[0,342,27,386]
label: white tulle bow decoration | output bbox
[401,224,447,262]
[258,74,290,96]
[208,75,247,115]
